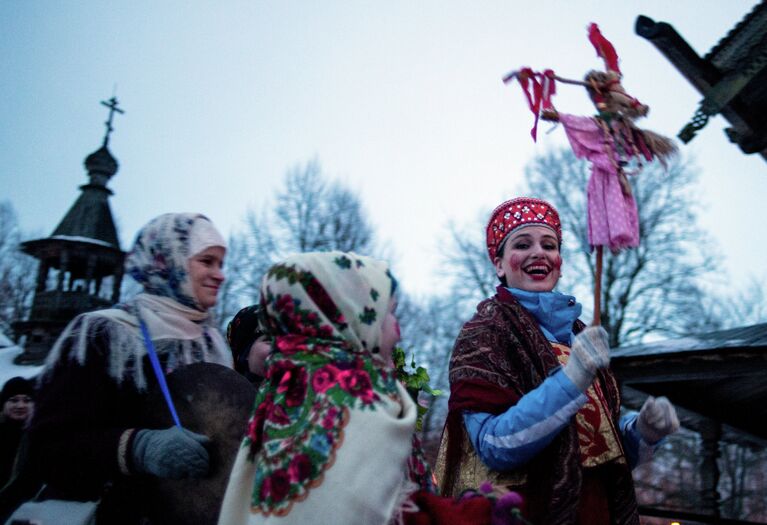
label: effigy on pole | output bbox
[502,23,678,327]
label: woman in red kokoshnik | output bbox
[435,197,680,525]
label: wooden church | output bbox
[13,99,126,365]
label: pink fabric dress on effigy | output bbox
[559,113,639,251]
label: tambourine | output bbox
[144,362,256,525]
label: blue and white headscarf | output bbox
[126,213,226,311]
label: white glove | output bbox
[637,396,680,444]
[563,326,611,391]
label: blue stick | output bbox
[140,319,183,428]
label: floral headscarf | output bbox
[243,251,402,515]
[126,213,226,311]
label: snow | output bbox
[50,235,115,248]
[0,346,44,388]
[0,331,13,348]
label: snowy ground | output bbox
[0,345,44,388]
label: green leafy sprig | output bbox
[392,346,442,431]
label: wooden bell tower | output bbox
[14,98,127,364]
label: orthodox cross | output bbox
[100,96,125,147]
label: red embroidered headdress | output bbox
[485,197,562,261]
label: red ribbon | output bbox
[512,68,557,142]
[588,23,621,75]
[541,69,556,111]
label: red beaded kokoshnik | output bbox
[485,197,562,261]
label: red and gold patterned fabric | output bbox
[551,343,626,468]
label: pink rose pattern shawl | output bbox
[238,252,431,517]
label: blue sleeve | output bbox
[619,413,641,469]
[620,412,663,469]
[463,368,588,471]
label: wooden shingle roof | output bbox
[636,2,767,160]
[612,323,767,444]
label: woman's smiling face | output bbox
[188,245,226,309]
[494,225,562,292]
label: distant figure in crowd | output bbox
[227,304,273,385]
[24,212,232,524]
[0,376,35,488]
[435,197,680,525]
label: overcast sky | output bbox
[1,1,765,297]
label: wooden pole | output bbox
[592,246,603,326]
[502,69,590,88]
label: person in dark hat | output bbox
[0,376,35,487]
[226,304,272,384]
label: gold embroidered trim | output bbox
[551,343,625,467]
[435,425,527,497]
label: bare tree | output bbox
[212,232,253,329]
[524,148,715,347]
[700,275,767,330]
[718,442,767,521]
[217,159,377,328]
[632,427,767,522]
[443,219,497,316]
[396,293,467,461]
[0,201,37,341]
[633,428,704,512]
[274,159,374,254]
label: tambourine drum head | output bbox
[144,362,256,525]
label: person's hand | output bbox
[563,326,611,391]
[637,396,679,444]
[131,427,210,479]
[247,337,272,376]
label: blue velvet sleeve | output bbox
[620,412,664,469]
[463,368,588,471]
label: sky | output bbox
[1,1,765,298]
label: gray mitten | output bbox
[131,427,210,479]
[637,396,680,444]
[563,326,611,391]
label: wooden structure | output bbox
[612,323,767,523]
[635,2,767,159]
[13,99,126,365]
[632,5,767,521]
